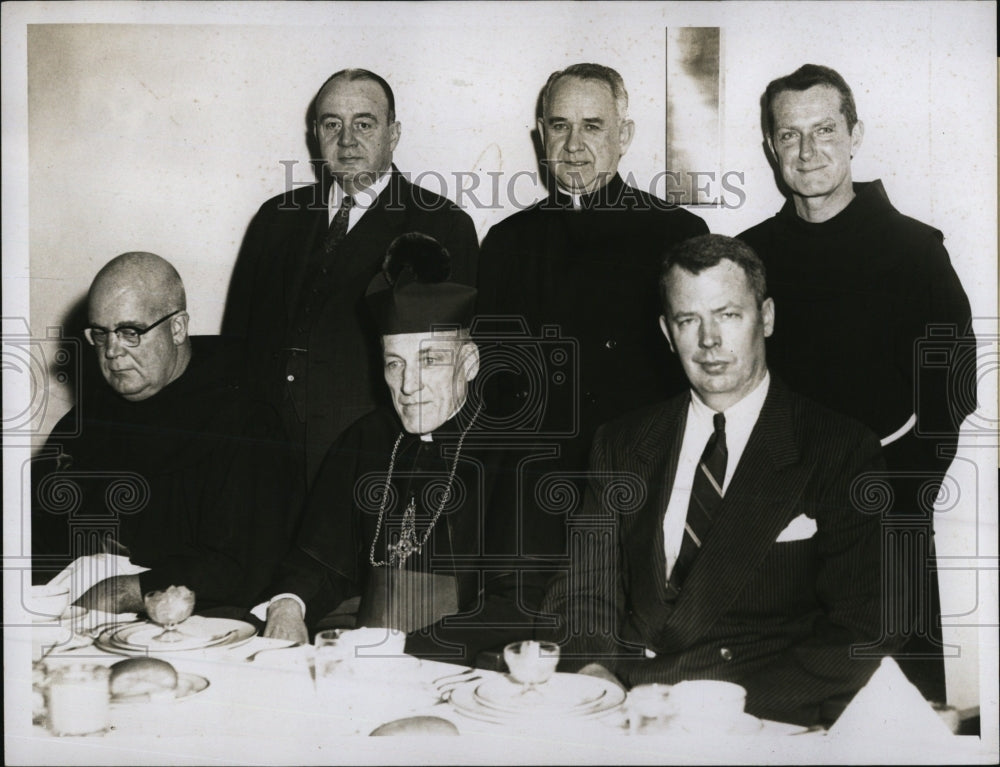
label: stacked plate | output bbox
[450,673,625,725]
[95,616,255,656]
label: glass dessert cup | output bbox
[143,586,196,643]
[503,640,560,698]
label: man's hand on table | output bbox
[264,598,309,644]
[578,662,626,691]
[75,574,143,613]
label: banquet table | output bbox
[6,615,993,766]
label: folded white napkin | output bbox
[775,513,817,542]
[828,656,954,741]
[47,554,150,604]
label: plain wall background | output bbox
[4,1,997,719]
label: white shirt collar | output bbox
[328,169,392,219]
[689,371,771,436]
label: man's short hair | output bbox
[659,234,768,311]
[541,63,629,121]
[315,68,396,122]
[762,63,858,137]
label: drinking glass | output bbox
[503,640,560,696]
[628,683,674,734]
[46,664,110,736]
[314,629,353,694]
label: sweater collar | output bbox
[778,179,894,232]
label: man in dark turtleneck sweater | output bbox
[32,252,296,615]
[477,63,708,567]
[739,64,976,703]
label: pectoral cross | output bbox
[386,495,421,567]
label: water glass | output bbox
[46,664,110,736]
[628,683,674,734]
[314,629,353,694]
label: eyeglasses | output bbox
[84,309,183,348]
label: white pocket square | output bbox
[775,514,817,542]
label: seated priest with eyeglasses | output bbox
[261,233,537,665]
[31,252,297,616]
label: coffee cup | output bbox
[667,680,747,724]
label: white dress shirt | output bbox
[328,169,392,231]
[662,373,771,580]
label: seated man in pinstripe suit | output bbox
[541,234,896,726]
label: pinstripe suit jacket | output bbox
[543,377,892,725]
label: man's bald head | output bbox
[89,252,187,316]
[86,252,192,402]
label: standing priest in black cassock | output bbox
[261,234,539,665]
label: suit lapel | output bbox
[619,396,688,608]
[649,380,813,651]
[333,170,411,287]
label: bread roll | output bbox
[369,716,460,736]
[109,657,178,697]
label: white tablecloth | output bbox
[7,620,993,765]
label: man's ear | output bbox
[761,298,775,338]
[170,312,190,346]
[765,134,777,163]
[618,119,635,157]
[460,342,480,382]
[850,119,864,158]
[658,315,676,354]
[536,117,546,145]
[389,121,402,153]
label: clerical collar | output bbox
[415,400,468,442]
[558,186,584,210]
[328,169,392,221]
[554,173,623,210]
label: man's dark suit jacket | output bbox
[223,167,478,487]
[542,378,895,726]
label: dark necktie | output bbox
[671,412,728,587]
[324,193,353,254]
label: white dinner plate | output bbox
[96,617,255,655]
[451,674,625,723]
[473,674,615,714]
[111,673,210,704]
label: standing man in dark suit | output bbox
[476,63,708,562]
[738,64,976,701]
[542,235,895,726]
[224,69,478,490]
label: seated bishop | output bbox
[261,233,543,665]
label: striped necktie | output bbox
[324,194,353,254]
[671,412,727,587]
